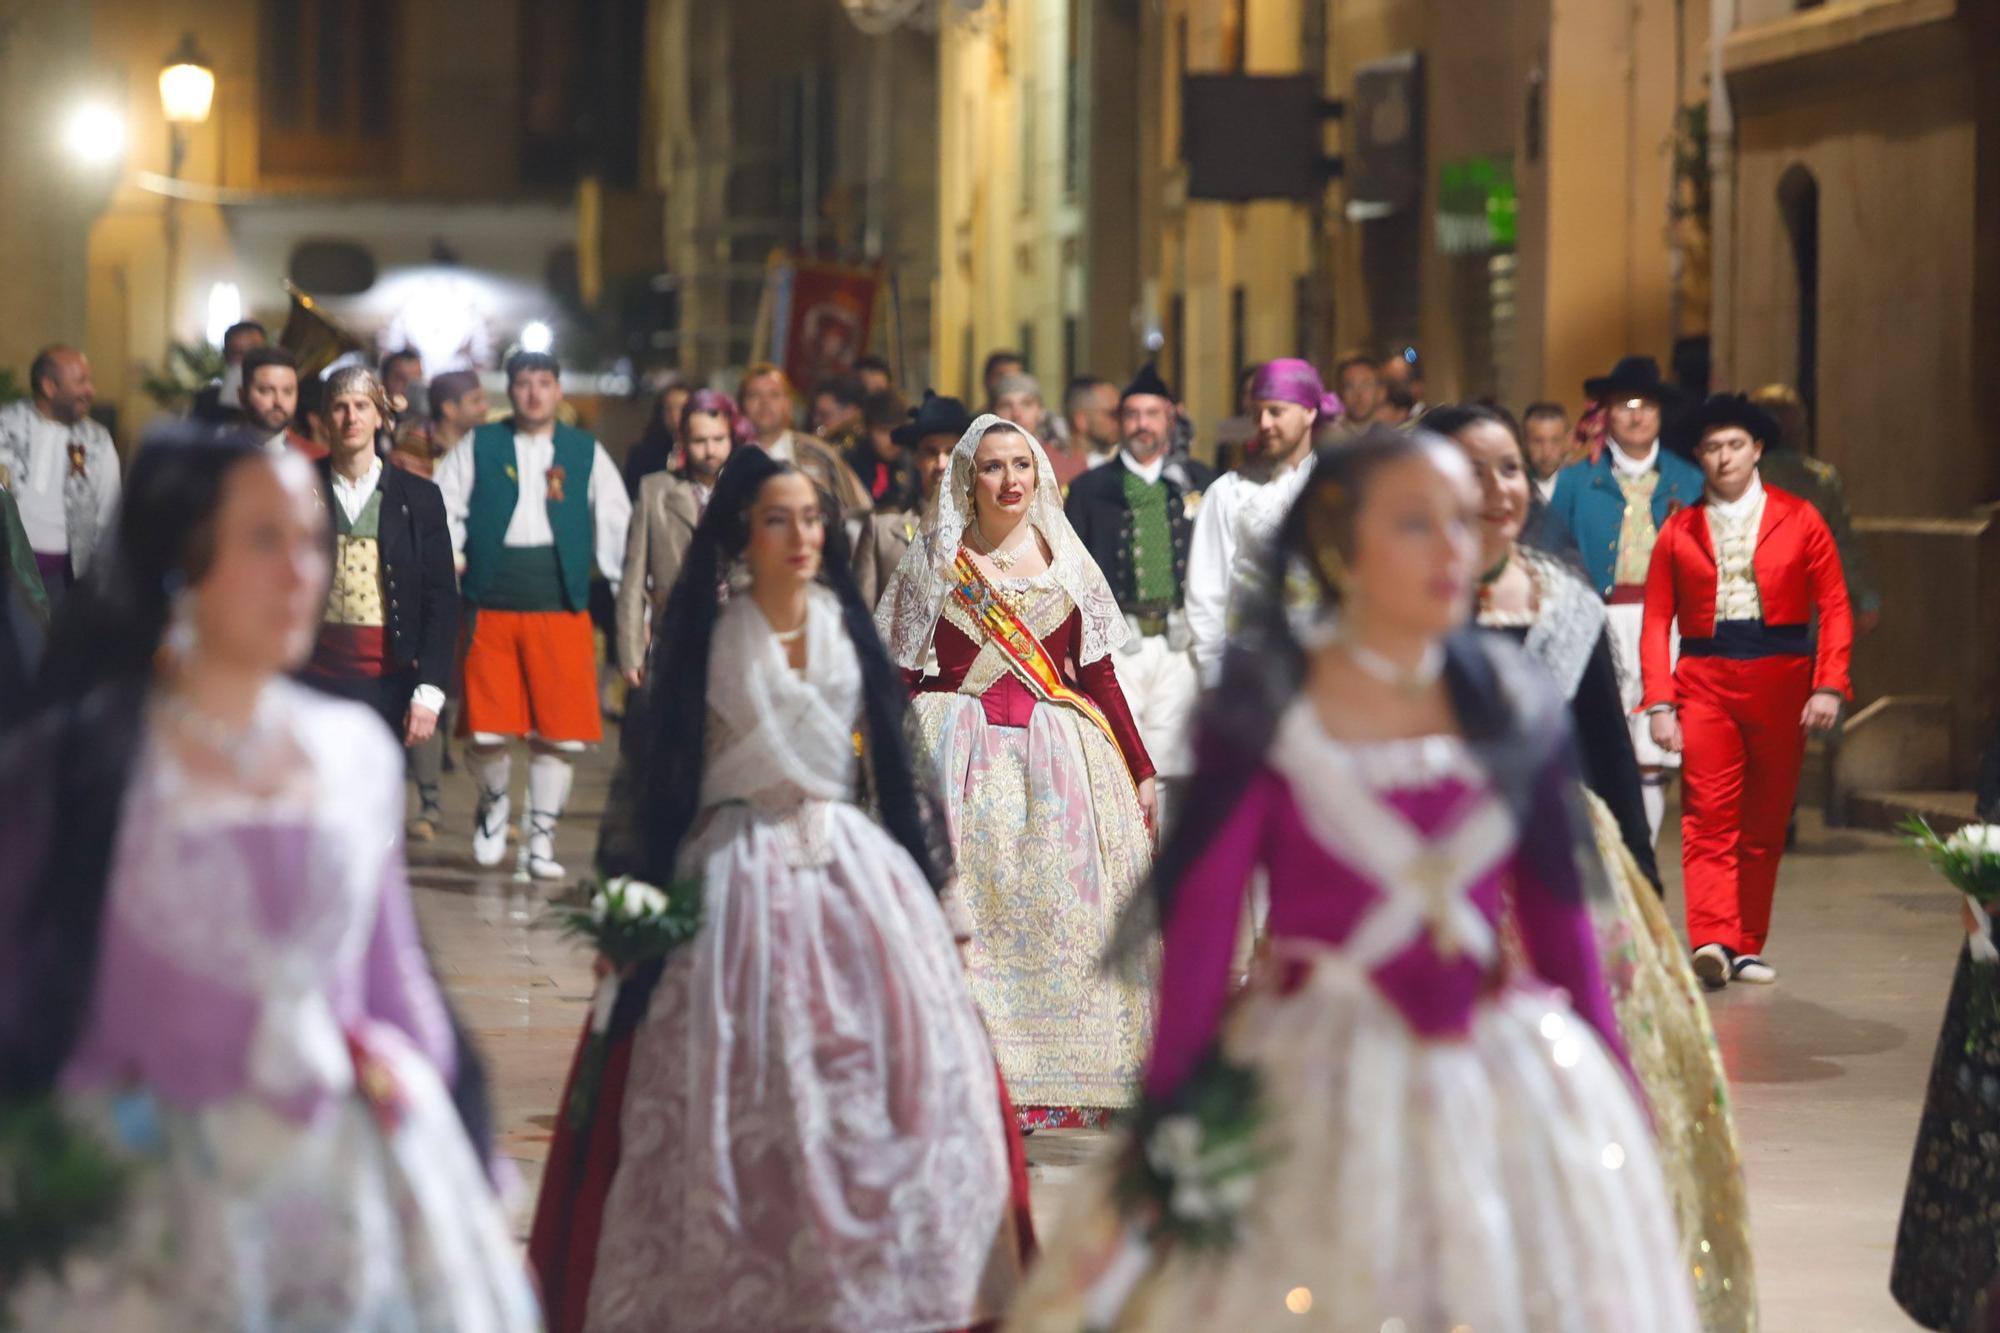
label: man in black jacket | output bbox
[1062,363,1213,819]
[302,367,459,830]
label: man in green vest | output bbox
[434,350,632,879]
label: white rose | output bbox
[616,880,672,917]
[1170,1180,1218,1222]
[1948,824,2000,857]
[1145,1115,1206,1178]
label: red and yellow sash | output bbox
[948,550,1134,781]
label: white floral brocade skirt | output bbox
[11,1035,538,1333]
[911,694,1155,1116]
[1006,953,1700,1333]
[584,799,1022,1333]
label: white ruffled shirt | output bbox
[1704,473,1767,622]
[1609,439,1661,478]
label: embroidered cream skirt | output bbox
[911,693,1154,1117]
[1581,790,1758,1332]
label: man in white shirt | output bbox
[433,350,631,879]
[0,345,120,605]
[1187,358,1337,684]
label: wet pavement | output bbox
[410,737,1951,1330]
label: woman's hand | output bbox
[622,665,644,688]
[403,701,439,746]
[1137,776,1159,833]
[1647,708,1683,755]
[1801,691,1842,733]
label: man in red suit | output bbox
[1641,394,1852,989]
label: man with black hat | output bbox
[854,391,969,606]
[1547,354,1705,840]
[1063,364,1213,818]
[1640,394,1851,989]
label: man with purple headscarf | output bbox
[1187,357,1342,683]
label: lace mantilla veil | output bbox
[874,414,1127,670]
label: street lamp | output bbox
[158,33,215,173]
[157,33,214,347]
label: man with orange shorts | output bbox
[435,349,632,879]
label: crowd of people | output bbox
[0,322,1991,1333]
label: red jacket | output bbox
[1640,483,1853,706]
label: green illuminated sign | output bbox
[1437,156,1517,254]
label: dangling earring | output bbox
[155,584,198,673]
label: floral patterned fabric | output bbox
[1580,792,1757,1331]
[911,690,1154,1118]
[1892,937,2000,1331]
[582,588,1024,1332]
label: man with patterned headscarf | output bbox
[304,366,459,836]
[1187,358,1340,684]
[1063,363,1213,817]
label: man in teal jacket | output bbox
[1545,355,1704,842]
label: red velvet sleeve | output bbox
[1067,612,1157,782]
[1801,506,1854,698]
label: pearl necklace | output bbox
[974,518,1033,572]
[1345,640,1445,694]
[158,693,272,782]
[773,623,806,645]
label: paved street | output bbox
[411,737,1954,1331]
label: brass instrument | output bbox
[277,281,365,380]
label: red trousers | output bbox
[1677,654,1814,955]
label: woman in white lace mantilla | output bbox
[530,448,1030,1333]
[875,415,1157,1130]
[0,434,534,1332]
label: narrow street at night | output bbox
[4,0,1997,1328]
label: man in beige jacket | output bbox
[617,389,740,685]
[739,361,873,535]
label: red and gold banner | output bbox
[756,252,883,393]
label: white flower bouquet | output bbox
[1079,1047,1276,1327]
[1903,819,2000,963]
[557,875,704,1131]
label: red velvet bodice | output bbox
[903,610,1156,782]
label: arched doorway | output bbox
[1776,163,1819,437]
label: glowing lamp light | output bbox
[206,282,243,349]
[159,35,216,126]
[63,102,129,168]
[519,320,555,354]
